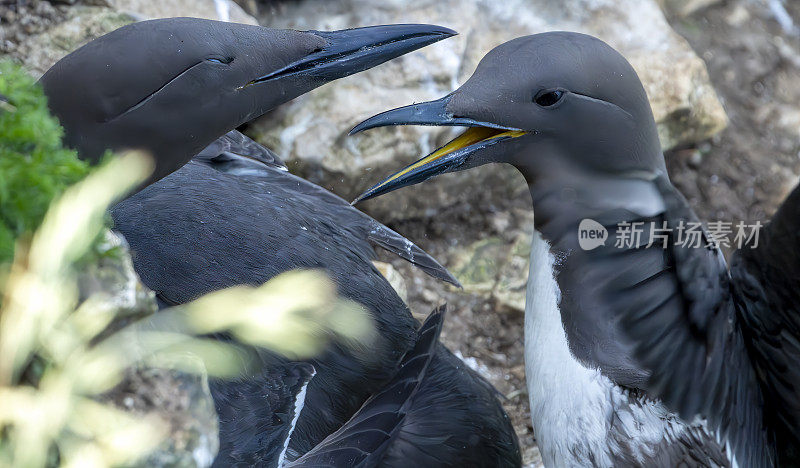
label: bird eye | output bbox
[534,89,565,107]
[207,57,234,64]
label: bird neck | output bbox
[520,156,668,251]
[524,229,616,466]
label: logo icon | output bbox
[578,219,608,251]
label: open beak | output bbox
[248,24,457,85]
[350,95,527,204]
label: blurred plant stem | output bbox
[0,152,374,467]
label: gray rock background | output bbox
[0,0,254,76]
[3,1,799,466]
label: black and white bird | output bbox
[40,17,521,467]
[350,31,799,467]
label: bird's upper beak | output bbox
[350,94,527,204]
[247,24,457,85]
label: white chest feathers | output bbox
[525,231,617,466]
[523,231,702,467]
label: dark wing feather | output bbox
[110,132,458,458]
[622,178,771,467]
[366,221,460,287]
[730,182,800,465]
[289,308,522,468]
[377,344,521,467]
[191,131,458,286]
[112,133,514,464]
[288,307,445,467]
[608,389,730,467]
[195,130,287,171]
[532,174,669,389]
[112,153,417,456]
[212,362,315,467]
[530,172,771,467]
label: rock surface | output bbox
[107,0,255,25]
[450,224,532,313]
[78,231,158,336]
[372,260,409,304]
[103,367,220,468]
[0,0,255,76]
[1,1,131,77]
[657,0,724,17]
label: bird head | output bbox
[350,32,665,206]
[40,17,455,186]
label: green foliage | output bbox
[0,60,91,265]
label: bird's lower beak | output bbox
[350,95,526,204]
[249,24,457,85]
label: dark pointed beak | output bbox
[349,94,515,134]
[249,24,456,85]
[349,96,526,205]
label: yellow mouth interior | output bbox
[378,127,526,188]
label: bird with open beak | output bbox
[352,31,800,467]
